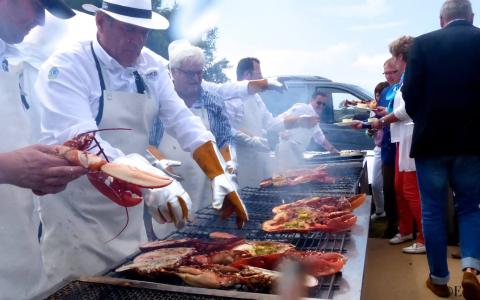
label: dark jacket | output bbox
[402,20,480,158]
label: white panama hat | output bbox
[82,0,169,30]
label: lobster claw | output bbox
[87,163,173,207]
[101,162,173,188]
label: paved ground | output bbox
[363,238,464,300]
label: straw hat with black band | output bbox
[39,0,76,19]
[82,0,169,30]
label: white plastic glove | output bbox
[145,147,184,181]
[235,131,270,152]
[113,154,191,229]
[249,136,271,152]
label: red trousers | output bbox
[395,144,424,244]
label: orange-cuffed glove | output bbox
[247,78,287,94]
[193,141,248,228]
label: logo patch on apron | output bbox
[48,67,60,80]
[145,69,159,81]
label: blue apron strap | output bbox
[90,42,106,126]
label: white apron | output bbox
[154,106,211,238]
[236,95,273,188]
[40,84,157,287]
[275,126,314,173]
[0,62,47,300]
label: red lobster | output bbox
[56,128,172,207]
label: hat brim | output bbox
[40,0,76,19]
[82,3,169,30]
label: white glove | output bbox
[211,173,244,212]
[236,131,270,152]
[225,160,237,174]
[266,77,287,93]
[249,136,271,152]
[114,154,191,229]
[145,149,184,181]
[145,180,192,229]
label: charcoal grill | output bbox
[45,160,370,300]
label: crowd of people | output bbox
[351,0,479,298]
[0,0,479,299]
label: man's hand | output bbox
[265,77,287,93]
[145,146,184,181]
[373,106,387,116]
[247,78,287,94]
[145,180,192,229]
[0,144,87,195]
[249,136,271,152]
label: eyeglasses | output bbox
[176,68,203,79]
[383,70,398,76]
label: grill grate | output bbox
[47,160,364,300]
[45,281,238,300]
[257,161,364,195]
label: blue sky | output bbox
[164,0,480,92]
[26,0,480,93]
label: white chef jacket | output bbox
[202,80,249,100]
[275,102,326,145]
[224,93,284,133]
[36,39,214,159]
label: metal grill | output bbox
[258,161,365,195]
[47,160,365,299]
[303,151,365,164]
[45,281,238,300]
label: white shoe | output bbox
[389,233,413,245]
[370,212,386,221]
[402,242,426,254]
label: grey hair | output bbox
[169,46,205,69]
[440,0,473,22]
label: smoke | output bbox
[23,10,97,59]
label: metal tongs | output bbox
[145,146,184,181]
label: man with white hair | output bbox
[35,0,247,287]
[154,41,234,220]
[402,0,480,298]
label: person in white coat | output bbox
[0,1,83,299]
[274,91,339,172]
[151,42,235,237]
[35,0,247,290]
[225,57,317,187]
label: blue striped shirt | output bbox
[149,89,233,149]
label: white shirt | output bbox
[35,39,214,158]
[225,93,284,133]
[275,102,326,144]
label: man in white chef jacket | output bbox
[275,91,339,171]
[35,0,248,289]
[224,57,320,187]
[0,1,85,299]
